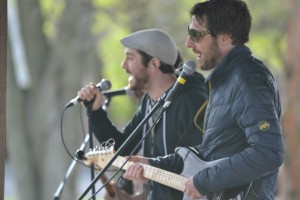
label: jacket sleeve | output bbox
[193,68,285,195]
[149,153,184,174]
[90,96,146,156]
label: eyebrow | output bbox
[125,51,135,56]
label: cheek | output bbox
[128,64,142,76]
[125,61,137,72]
[200,41,212,56]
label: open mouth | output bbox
[197,53,203,59]
[127,75,135,88]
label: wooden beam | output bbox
[0,0,7,199]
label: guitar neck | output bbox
[113,156,187,192]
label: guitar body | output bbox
[176,147,229,200]
[177,147,228,177]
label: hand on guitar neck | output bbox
[122,156,150,185]
[122,156,205,199]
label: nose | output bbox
[185,36,194,49]
[121,59,127,69]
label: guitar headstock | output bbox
[84,146,115,169]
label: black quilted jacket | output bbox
[150,45,284,200]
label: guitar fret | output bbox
[143,164,187,191]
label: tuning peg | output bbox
[76,150,85,160]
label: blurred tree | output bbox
[282,0,300,199]
[8,0,104,199]
[0,1,7,200]
[6,0,299,200]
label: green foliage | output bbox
[92,0,119,8]
[249,31,286,70]
[247,0,287,72]
[98,27,137,125]
[39,0,65,38]
[91,0,136,124]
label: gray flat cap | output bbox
[120,29,178,66]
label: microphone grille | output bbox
[183,61,196,75]
[98,79,112,91]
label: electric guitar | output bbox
[85,147,243,200]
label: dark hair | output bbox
[190,0,252,45]
[174,49,184,69]
[137,50,176,74]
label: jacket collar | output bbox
[205,44,252,84]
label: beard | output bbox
[127,70,149,91]
[200,38,222,71]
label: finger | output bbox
[123,165,138,180]
[77,88,87,100]
[90,83,100,94]
[122,169,131,180]
[132,164,143,177]
[80,87,93,101]
[185,189,191,197]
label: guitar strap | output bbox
[175,122,196,149]
[175,103,206,148]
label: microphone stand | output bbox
[53,134,90,200]
[77,93,167,200]
[54,97,115,199]
[85,102,97,200]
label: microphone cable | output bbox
[60,105,88,167]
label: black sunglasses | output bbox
[187,26,210,42]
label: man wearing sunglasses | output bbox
[123,0,284,199]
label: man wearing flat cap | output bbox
[77,29,207,200]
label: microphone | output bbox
[65,79,111,108]
[102,87,135,98]
[163,61,196,108]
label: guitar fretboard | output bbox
[113,156,187,192]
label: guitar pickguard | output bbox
[176,147,228,200]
